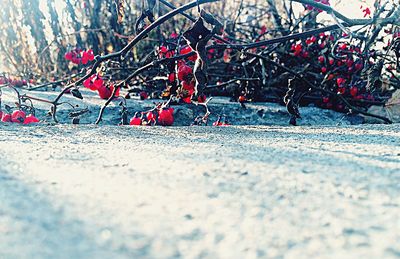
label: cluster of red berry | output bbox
[288,31,378,111]
[83,74,120,100]
[0,110,39,124]
[305,0,330,12]
[65,48,95,65]
[177,62,195,103]
[129,107,174,126]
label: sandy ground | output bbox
[0,123,399,259]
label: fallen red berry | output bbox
[24,114,40,124]
[158,108,174,126]
[1,113,12,123]
[11,110,26,123]
[130,117,142,126]
[146,112,155,122]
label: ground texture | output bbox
[0,124,399,259]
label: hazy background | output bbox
[0,0,374,74]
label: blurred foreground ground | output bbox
[0,124,399,258]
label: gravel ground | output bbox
[0,123,399,259]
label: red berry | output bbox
[86,49,95,61]
[197,94,207,103]
[81,52,89,65]
[318,55,325,63]
[322,97,329,103]
[139,91,148,100]
[168,73,175,83]
[339,43,348,50]
[350,86,358,97]
[182,80,195,95]
[1,113,12,123]
[146,112,155,122]
[159,46,168,54]
[238,95,247,103]
[329,58,335,65]
[11,110,26,123]
[97,86,112,99]
[321,67,327,73]
[355,63,363,71]
[302,51,309,58]
[180,46,197,61]
[182,96,192,104]
[310,36,317,42]
[177,64,193,81]
[158,108,174,126]
[337,87,346,95]
[65,52,73,61]
[346,59,354,67]
[24,114,40,124]
[72,57,81,64]
[93,77,104,89]
[83,78,95,90]
[130,117,142,126]
[170,32,179,39]
[336,77,346,86]
[165,50,175,58]
[109,84,120,97]
[293,44,302,56]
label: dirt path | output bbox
[0,124,399,258]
